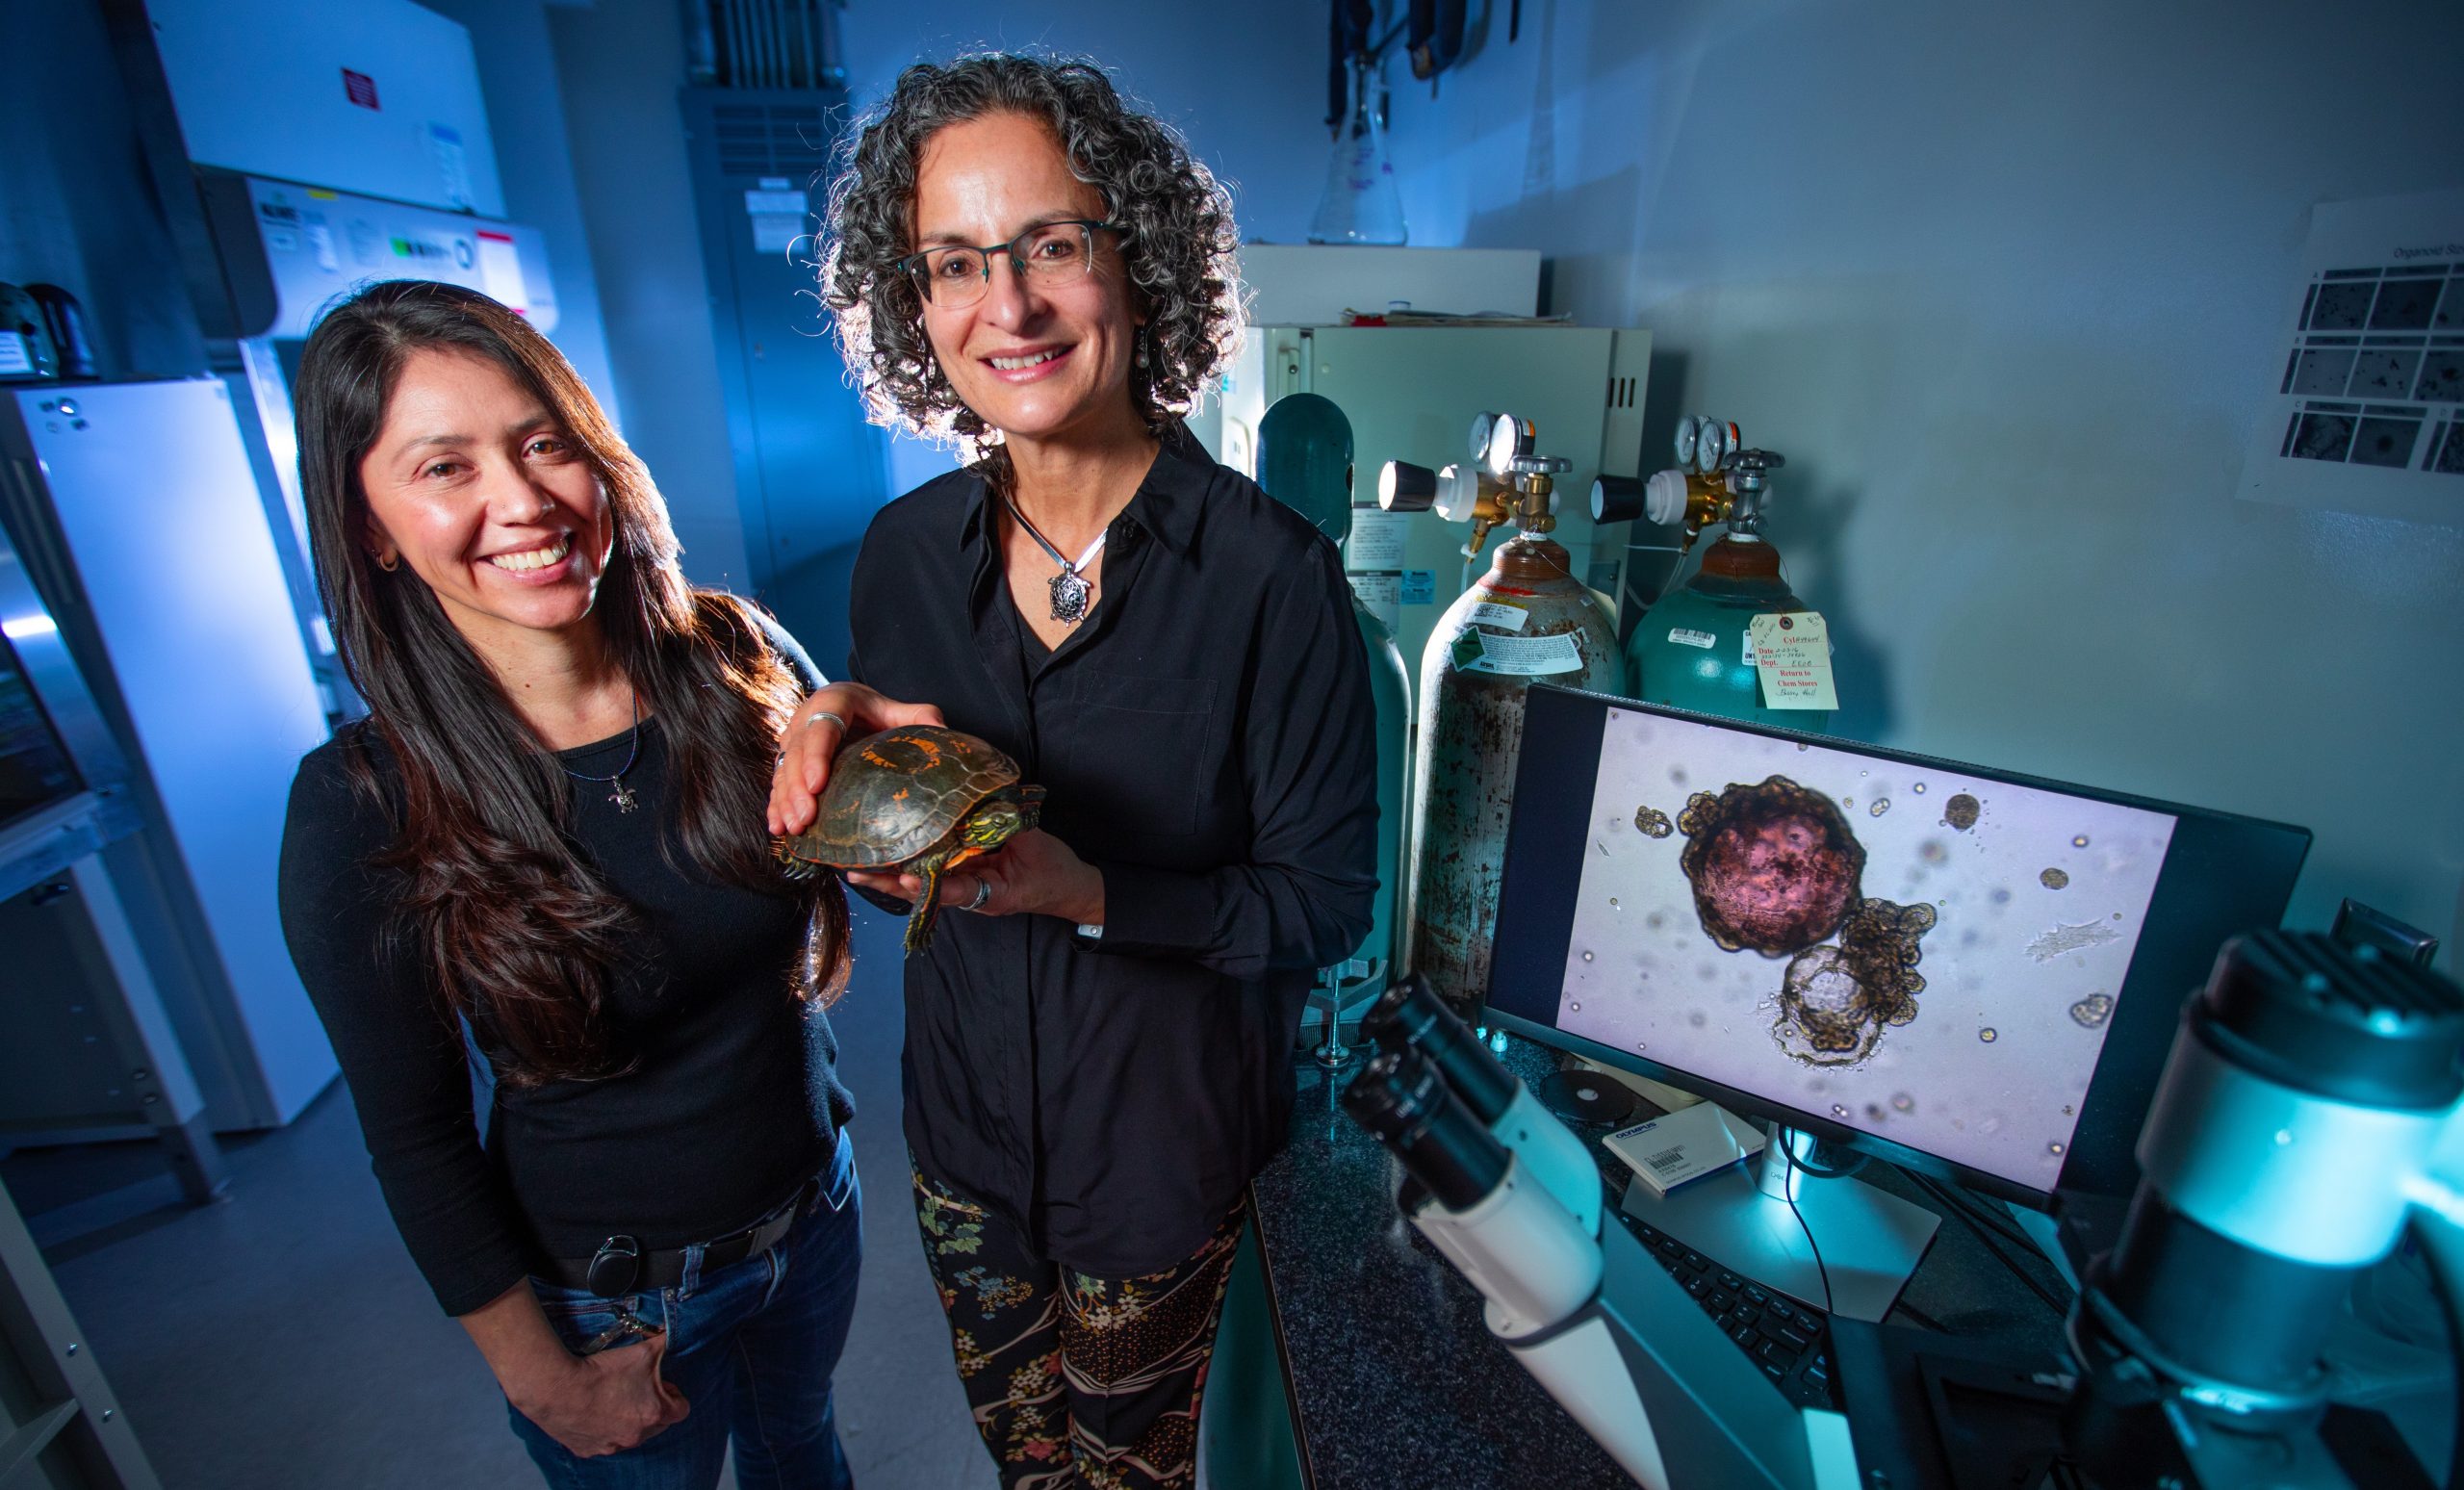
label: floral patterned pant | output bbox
[911,1168,1245,1490]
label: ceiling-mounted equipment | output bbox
[683,0,845,90]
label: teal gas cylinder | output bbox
[1257,394,1411,1011]
[1625,532,1831,733]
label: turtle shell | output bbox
[798,726,1022,869]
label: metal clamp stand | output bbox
[1311,964,1355,1068]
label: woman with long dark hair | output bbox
[773,54,1378,1489]
[278,279,926,1486]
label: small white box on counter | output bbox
[1604,1102,1766,1196]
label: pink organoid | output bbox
[1678,776,1866,956]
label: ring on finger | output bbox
[805,709,849,732]
[963,877,993,912]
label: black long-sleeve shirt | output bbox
[276,628,853,1316]
[848,431,1379,1277]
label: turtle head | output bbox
[962,785,1041,850]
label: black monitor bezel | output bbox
[1484,685,2312,1211]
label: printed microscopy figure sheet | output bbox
[1558,710,2178,1194]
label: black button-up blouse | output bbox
[846,432,1379,1276]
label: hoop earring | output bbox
[373,551,398,573]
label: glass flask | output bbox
[1308,58,1408,245]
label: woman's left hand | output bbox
[848,829,1106,928]
[769,683,945,835]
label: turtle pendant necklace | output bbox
[1004,496,1106,625]
[561,687,643,812]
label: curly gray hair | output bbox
[819,54,1243,456]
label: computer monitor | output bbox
[1486,686,2312,1212]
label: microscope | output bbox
[1343,933,2464,1489]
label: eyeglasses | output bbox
[899,219,1124,310]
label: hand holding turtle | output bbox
[848,828,1105,929]
[767,683,945,835]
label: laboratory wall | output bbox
[547,0,1331,584]
[548,0,758,591]
[1379,0,2464,964]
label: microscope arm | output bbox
[1404,1154,1835,1490]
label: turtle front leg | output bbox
[905,854,947,954]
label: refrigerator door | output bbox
[1,380,336,1126]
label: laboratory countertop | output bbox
[1246,1037,2074,1490]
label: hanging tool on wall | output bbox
[1327,0,1376,131]
[1407,0,1466,78]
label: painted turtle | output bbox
[771,725,1045,953]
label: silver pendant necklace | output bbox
[1005,496,1107,625]
[560,688,643,812]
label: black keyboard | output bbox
[1615,1210,1835,1410]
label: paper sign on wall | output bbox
[1748,611,1838,709]
[1348,571,1401,632]
[2237,188,2463,527]
[1399,570,1436,604]
[1346,506,1410,570]
[746,184,810,254]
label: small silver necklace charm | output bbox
[562,688,645,811]
[1006,496,1108,626]
[1047,567,1091,625]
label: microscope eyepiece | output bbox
[1360,974,1518,1123]
[2194,930,2464,1111]
[1342,1047,1510,1211]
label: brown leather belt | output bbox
[544,1173,822,1296]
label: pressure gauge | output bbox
[1467,411,1500,462]
[1484,414,1534,478]
[1674,416,1702,470]
[1695,418,1728,475]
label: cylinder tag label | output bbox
[1467,601,1530,632]
[1460,631,1585,676]
[1666,627,1717,650]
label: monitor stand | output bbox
[1618,1123,1938,1323]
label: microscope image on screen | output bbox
[1560,709,2179,1193]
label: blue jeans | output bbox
[510,1131,861,1489]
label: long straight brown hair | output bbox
[295,280,848,1086]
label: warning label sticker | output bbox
[1460,631,1585,677]
[1467,601,1529,632]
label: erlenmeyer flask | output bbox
[1308,59,1408,245]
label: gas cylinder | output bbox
[1597,439,1832,733]
[1625,533,1828,732]
[1379,414,1619,1015]
[1256,393,1412,1021]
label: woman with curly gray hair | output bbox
[770,53,1378,1489]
